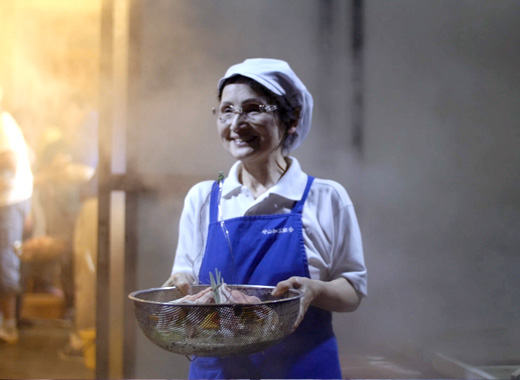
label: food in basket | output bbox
[154,282,281,349]
[169,283,262,305]
[129,284,301,356]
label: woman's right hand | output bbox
[162,272,195,295]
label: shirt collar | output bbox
[221,162,242,197]
[222,157,308,201]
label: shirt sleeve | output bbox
[306,179,367,297]
[171,181,212,280]
[331,203,367,297]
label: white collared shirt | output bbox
[172,157,367,296]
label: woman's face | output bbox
[217,83,288,164]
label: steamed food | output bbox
[152,284,281,354]
[169,283,262,305]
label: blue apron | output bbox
[190,176,341,379]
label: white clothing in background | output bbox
[0,112,33,206]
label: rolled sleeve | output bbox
[171,181,212,280]
[332,204,367,297]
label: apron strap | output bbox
[208,180,220,224]
[291,176,315,214]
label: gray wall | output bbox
[127,0,520,377]
[355,0,520,354]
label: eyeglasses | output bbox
[212,104,278,122]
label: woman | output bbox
[163,58,367,379]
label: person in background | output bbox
[33,135,84,317]
[0,87,33,344]
[59,193,97,363]
[163,58,367,379]
[32,96,97,321]
[53,98,98,362]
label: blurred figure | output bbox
[32,135,85,317]
[73,196,97,334]
[59,194,97,363]
[42,96,98,363]
[32,95,97,317]
[0,87,33,344]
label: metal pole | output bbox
[97,0,114,377]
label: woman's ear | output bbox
[287,124,297,136]
[287,107,301,135]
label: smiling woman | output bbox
[162,58,367,379]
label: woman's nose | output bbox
[230,113,247,131]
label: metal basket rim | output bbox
[128,284,303,306]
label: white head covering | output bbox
[218,58,313,154]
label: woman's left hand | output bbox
[272,276,362,331]
[271,276,317,330]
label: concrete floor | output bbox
[0,314,465,380]
[338,349,448,379]
[3,322,515,380]
[0,319,94,380]
[0,319,449,379]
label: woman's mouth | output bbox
[231,135,257,147]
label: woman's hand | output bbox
[271,276,316,330]
[162,272,195,295]
[271,276,361,330]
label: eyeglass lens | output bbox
[213,104,277,122]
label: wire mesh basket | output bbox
[128,285,302,357]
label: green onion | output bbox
[209,268,224,304]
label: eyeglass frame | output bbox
[212,104,278,122]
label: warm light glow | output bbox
[0,1,101,378]
[17,0,99,12]
[0,0,101,151]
